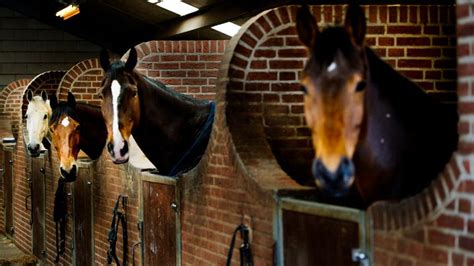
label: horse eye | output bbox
[76,126,81,131]
[300,85,308,94]
[24,114,28,119]
[43,114,47,120]
[356,81,366,92]
[133,91,137,97]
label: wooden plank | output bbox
[283,209,359,266]
[73,162,94,265]
[143,181,176,266]
[31,156,46,260]
[3,150,13,237]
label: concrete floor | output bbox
[0,234,36,265]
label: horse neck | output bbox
[76,103,107,160]
[133,75,211,173]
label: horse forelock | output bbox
[307,27,363,77]
[51,103,80,126]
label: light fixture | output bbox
[156,0,198,16]
[56,4,80,20]
[148,0,241,37]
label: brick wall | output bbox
[127,40,227,101]
[0,7,100,88]
[0,79,30,139]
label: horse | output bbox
[25,89,51,157]
[99,48,215,176]
[49,92,107,181]
[296,4,458,206]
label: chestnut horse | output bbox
[99,48,215,176]
[50,92,107,181]
[296,4,458,206]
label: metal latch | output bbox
[352,249,370,266]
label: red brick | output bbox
[397,37,430,46]
[407,49,441,57]
[460,236,474,252]
[254,49,276,58]
[436,214,464,230]
[278,49,307,58]
[427,229,455,246]
[388,26,421,34]
[422,247,448,264]
[398,60,432,68]
[459,198,471,213]
[378,37,394,46]
[247,72,277,81]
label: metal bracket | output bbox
[352,249,370,266]
[171,202,178,213]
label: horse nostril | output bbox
[312,159,331,182]
[70,165,77,177]
[120,141,129,157]
[34,144,40,151]
[107,142,114,154]
[338,157,354,179]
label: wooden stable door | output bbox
[31,156,46,260]
[2,148,14,237]
[279,198,370,266]
[143,181,177,266]
[73,161,94,265]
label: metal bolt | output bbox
[87,181,92,185]
[40,168,45,174]
[171,202,178,212]
[8,160,12,165]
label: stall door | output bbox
[143,181,176,265]
[3,148,13,237]
[31,156,46,260]
[73,161,94,265]
[279,198,370,266]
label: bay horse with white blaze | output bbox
[296,4,458,206]
[99,48,215,176]
[50,92,107,182]
[25,89,51,157]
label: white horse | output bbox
[25,90,51,157]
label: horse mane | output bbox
[50,102,81,125]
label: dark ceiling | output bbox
[0,0,454,53]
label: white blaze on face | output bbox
[61,117,70,127]
[111,80,127,159]
[327,61,337,72]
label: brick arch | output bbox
[121,40,226,101]
[20,70,66,120]
[57,58,103,106]
[0,79,31,139]
[224,2,459,245]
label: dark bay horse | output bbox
[296,4,458,206]
[50,92,107,181]
[99,48,215,176]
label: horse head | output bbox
[25,89,51,157]
[99,48,140,164]
[50,92,80,182]
[296,4,368,196]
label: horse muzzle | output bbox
[27,143,41,157]
[107,141,129,164]
[60,165,77,182]
[312,157,355,197]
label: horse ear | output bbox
[40,90,48,102]
[100,49,110,71]
[344,3,366,46]
[67,92,76,108]
[125,47,137,72]
[26,89,33,102]
[296,5,318,48]
[50,94,58,110]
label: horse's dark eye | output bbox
[43,114,47,120]
[24,114,28,119]
[300,85,308,94]
[76,126,81,132]
[356,81,366,92]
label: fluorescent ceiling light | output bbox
[157,0,198,16]
[56,4,80,20]
[149,0,241,37]
[212,22,240,37]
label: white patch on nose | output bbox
[111,80,126,158]
[61,117,70,127]
[327,61,337,72]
